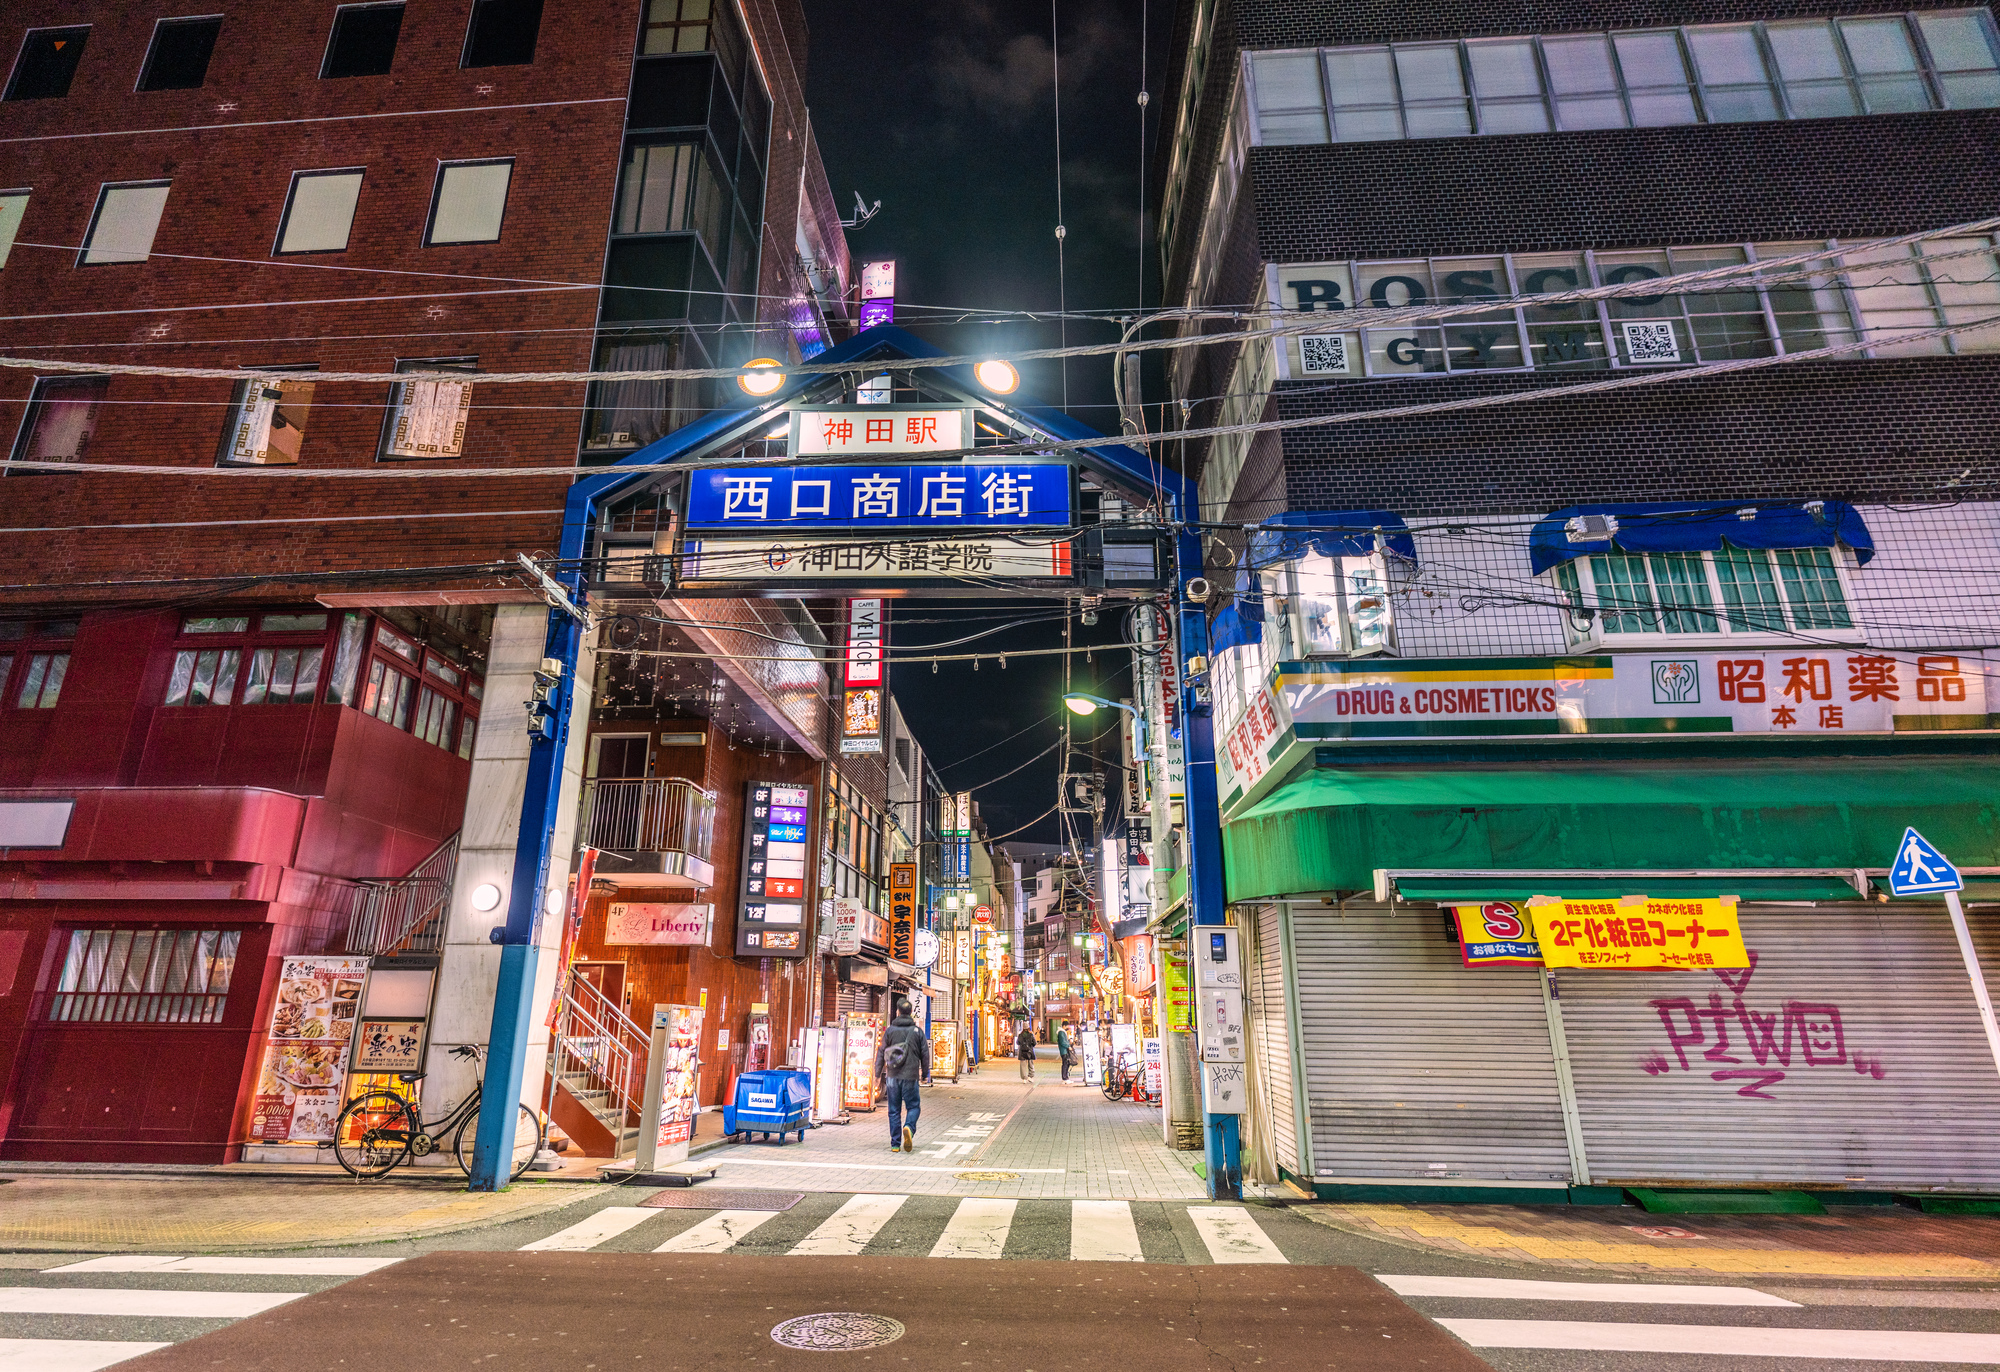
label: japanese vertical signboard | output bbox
[248,955,369,1145]
[843,1011,880,1111]
[888,861,918,964]
[841,599,885,755]
[931,1020,960,1083]
[738,781,812,958]
[638,1003,703,1169]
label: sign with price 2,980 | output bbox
[888,862,918,964]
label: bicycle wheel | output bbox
[454,1100,544,1182]
[333,1090,416,1179]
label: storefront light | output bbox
[737,359,786,396]
[974,359,1019,394]
[470,883,503,912]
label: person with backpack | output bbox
[874,999,932,1153]
[1015,1024,1038,1081]
[1055,1023,1073,1082]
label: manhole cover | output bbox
[641,1189,804,1211]
[954,1170,1018,1182]
[771,1313,905,1351]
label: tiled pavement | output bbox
[1305,1201,2000,1280]
[697,1046,1209,1199]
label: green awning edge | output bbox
[1221,758,2000,905]
[1395,877,1862,903]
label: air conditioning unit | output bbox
[1565,513,1619,543]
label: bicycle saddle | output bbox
[397,1071,427,1083]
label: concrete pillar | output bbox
[423,603,594,1124]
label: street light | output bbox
[974,359,1019,394]
[1061,691,1145,749]
[737,358,785,396]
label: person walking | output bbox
[1055,1023,1073,1083]
[874,999,931,1153]
[1015,1024,1038,1082]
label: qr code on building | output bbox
[1298,334,1351,375]
[1620,321,1682,363]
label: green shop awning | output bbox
[1392,876,1863,903]
[1222,759,2000,905]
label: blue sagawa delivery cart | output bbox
[723,1069,813,1143]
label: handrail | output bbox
[579,777,717,857]
[550,966,651,1143]
[343,833,461,956]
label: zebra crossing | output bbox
[519,1192,1295,1264]
[0,1255,400,1372]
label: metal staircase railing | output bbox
[550,965,650,1148]
[342,833,461,957]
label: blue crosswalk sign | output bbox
[1888,826,1963,895]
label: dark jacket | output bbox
[1016,1028,1038,1060]
[875,1015,931,1083]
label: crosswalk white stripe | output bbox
[1378,1275,1800,1306]
[520,1206,659,1252]
[652,1209,780,1254]
[0,1288,304,1319]
[1070,1200,1142,1262]
[930,1197,1016,1259]
[45,1256,399,1276]
[1438,1319,2000,1362]
[1187,1207,1288,1264]
[0,1338,170,1371]
[789,1194,908,1257]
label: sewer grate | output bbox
[640,1188,804,1211]
[771,1313,906,1351]
[954,1171,1018,1182]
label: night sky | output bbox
[804,0,1172,840]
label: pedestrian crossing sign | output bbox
[1888,826,1963,896]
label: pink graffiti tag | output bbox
[1639,952,1885,1098]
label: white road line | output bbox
[1438,1319,2000,1362]
[713,1157,1064,1175]
[1188,1207,1289,1264]
[1377,1275,1801,1306]
[0,1338,170,1371]
[930,1197,1017,1259]
[45,1256,399,1276]
[519,1206,659,1252]
[789,1194,908,1257]
[651,1209,780,1254]
[1071,1200,1143,1262]
[0,1288,304,1319]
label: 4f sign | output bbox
[1889,826,1963,895]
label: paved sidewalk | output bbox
[696,1047,1207,1199]
[0,1175,595,1253]
[1301,1200,2000,1281]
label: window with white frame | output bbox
[1247,10,2000,145]
[216,368,315,465]
[1264,551,1399,658]
[1548,546,1858,644]
[79,182,170,265]
[1273,233,2000,378]
[164,611,333,706]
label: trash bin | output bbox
[722,1068,813,1143]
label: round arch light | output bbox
[974,359,1020,394]
[737,359,786,396]
[470,883,504,912]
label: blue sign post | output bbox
[1888,827,2000,1079]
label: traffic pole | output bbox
[1943,888,2000,1081]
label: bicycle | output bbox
[1102,1051,1138,1101]
[332,1043,545,1181]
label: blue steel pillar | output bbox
[1174,528,1242,1201]
[467,588,586,1191]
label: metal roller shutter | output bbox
[1561,907,2000,1189]
[1290,904,1572,1181]
[1248,904,1301,1175]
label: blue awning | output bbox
[1210,567,1264,653]
[1529,501,1875,575]
[1248,510,1418,570]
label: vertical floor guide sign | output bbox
[1890,826,2000,1080]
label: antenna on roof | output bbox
[840,191,882,230]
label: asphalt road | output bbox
[5,1188,2000,1371]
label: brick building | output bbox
[1155,0,2000,1197]
[0,0,862,1164]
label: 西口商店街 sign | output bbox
[684,463,1070,528]
[1530,896,1748,970]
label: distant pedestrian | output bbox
[875,999,931,1153]
[1055,1024,1073,1082]
[1015,1024,1038,1081]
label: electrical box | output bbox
[1201,1060,1247,1114]
[1197,985,1245,1064]
[1194,926,1241,990]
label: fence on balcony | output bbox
[579,777,716,858]
[342,833,460,957]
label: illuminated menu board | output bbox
[738,780,813,959]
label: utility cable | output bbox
[1052,0,1070,412]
